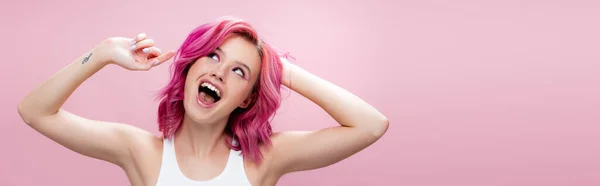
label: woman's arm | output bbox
[269,58,389,174]
[17,33,174,167]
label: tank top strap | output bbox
[156,137,252,186]
[222,146,249,181]
[156,137,187,185]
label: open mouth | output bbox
[198,82,221,105]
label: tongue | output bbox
[198,92,215,104]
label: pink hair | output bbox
[156,17,284,163]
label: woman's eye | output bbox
[233,68,245,77]
[208,53,220,61]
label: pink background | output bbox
[2,0,599,185]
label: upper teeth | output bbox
[201,82,220,97]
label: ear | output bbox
[239,92,257,109]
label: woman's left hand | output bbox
[267,54,389,176]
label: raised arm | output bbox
[17,33,174,166]
[269,58,389,174]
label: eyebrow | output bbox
[216,47,252,75]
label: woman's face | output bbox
[183,34,262,125]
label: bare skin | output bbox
[18,32,389,186]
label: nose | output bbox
[211,72,223,82]
[210,65,226,82]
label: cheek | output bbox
[184,73,201,97]
[187,59,211,76]
[226,82,254,99]
[184,79,194,92]
[182,81,194,101]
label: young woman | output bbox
[18,17,389,186]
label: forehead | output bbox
[217,35,262,76]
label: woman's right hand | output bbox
[18,32,177,169]
[96,33,176,71]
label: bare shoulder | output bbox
[125,127,163,155]
[235,132,283,185]
[261,127,382,177]
[113,124,164,157]
[241,132,304,185]
[238,131,349,185]
[118,127,164,185]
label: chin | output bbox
[184,111,219,126]
[183,96,220,124]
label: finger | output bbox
[132,50,175,71]
[150,50,177,67]
[130,39,155,51]
[142,47,162,57]
[131,33,147,45]
[132,61,153,71]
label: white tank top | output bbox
[156,138,252,186]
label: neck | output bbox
[174,114,230,158]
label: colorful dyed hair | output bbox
[156,16,285,163]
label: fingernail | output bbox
[130,45,137,50]
[143,48,150,53]
[153,60,159,65]
[131,39,136,45]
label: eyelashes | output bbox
[206,52,246,78]
[233,68,245,77]
[207,52,220,61]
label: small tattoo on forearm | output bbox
[82,53,93,64]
